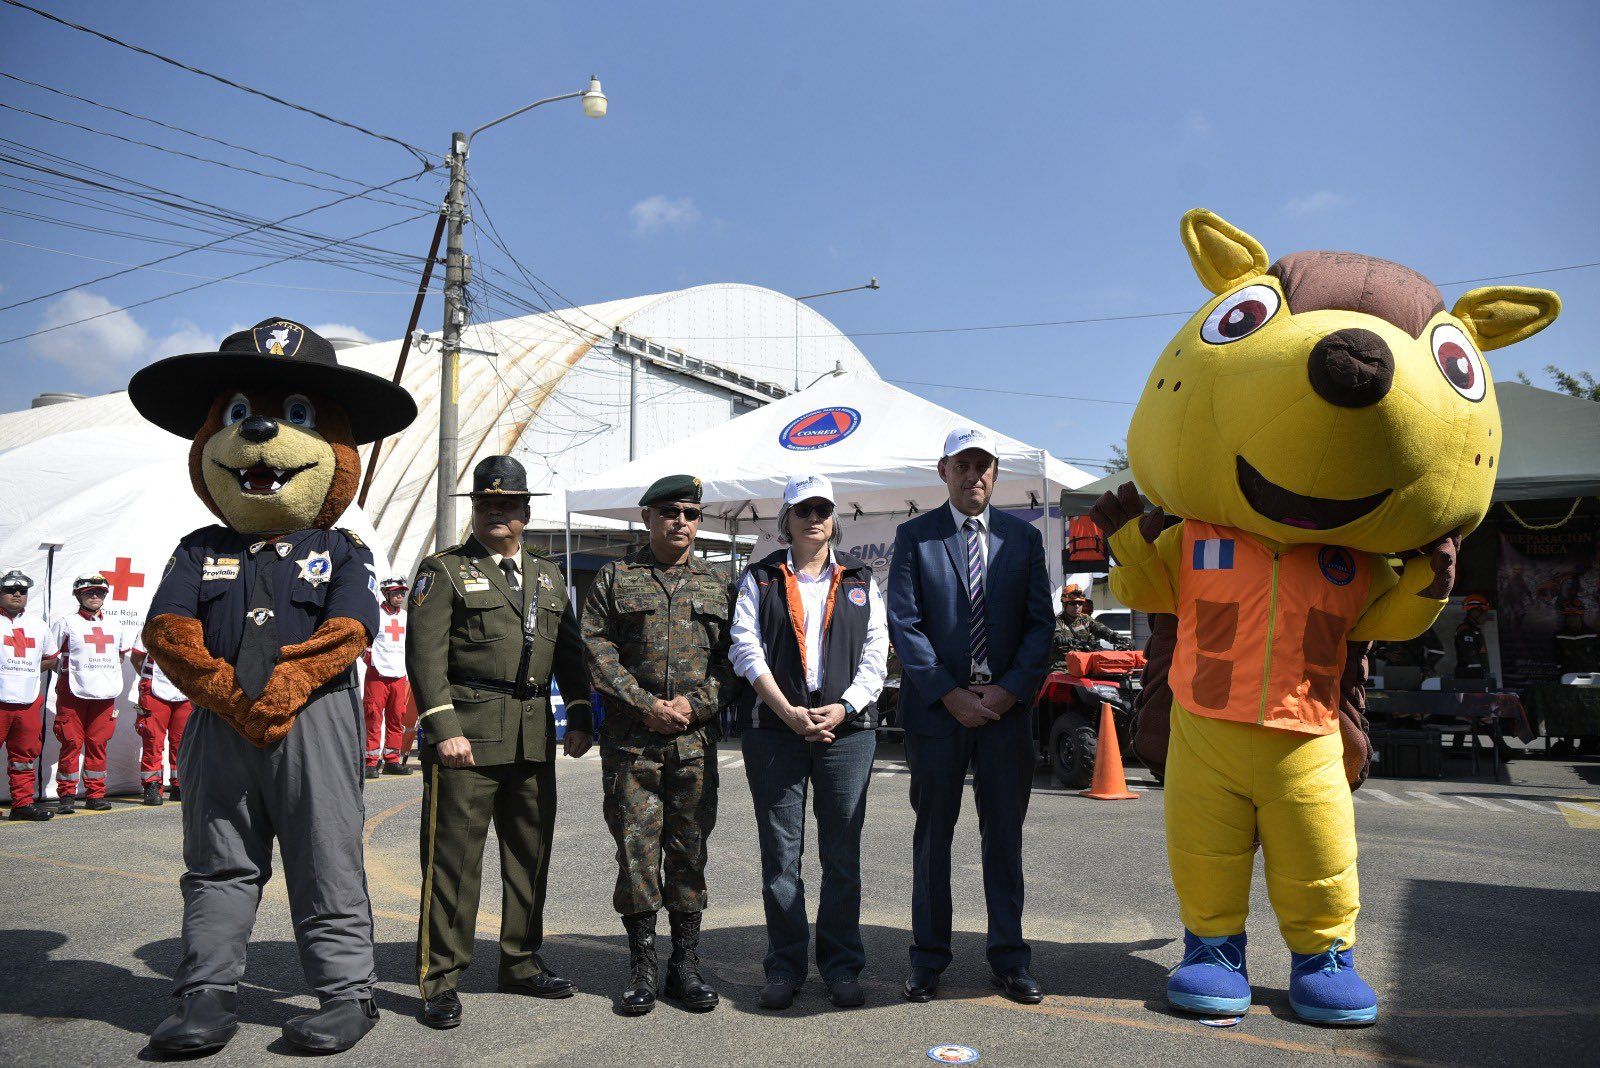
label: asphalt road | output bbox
[2,740,1597,1067]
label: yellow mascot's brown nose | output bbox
[1306,328,1394,408]
[239,416,280,443]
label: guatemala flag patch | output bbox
[1192,538,1235,571]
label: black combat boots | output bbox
[664,910,718,1012]
[620,911,659,1016]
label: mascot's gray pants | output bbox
[173,688,376,1002]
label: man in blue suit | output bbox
[887,427,1054,1005]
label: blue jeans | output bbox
[742,726,876,984]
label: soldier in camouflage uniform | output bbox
[1048,584,1131,671]
[581,473,734,1016]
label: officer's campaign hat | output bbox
[0,569,33,592]
[129,317,417,445]
[639,474,702,507]
[453,455,547,498]
[379,575,410,592]
[72,573,109,595]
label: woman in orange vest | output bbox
[1096,209,1558,1026]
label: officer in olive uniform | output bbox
[581,473,735,1016]
[408,455,593,1030]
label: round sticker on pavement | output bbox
[928,1046,980,1064]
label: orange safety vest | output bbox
[1170,520,1370,735]
[1066,514,1107,564]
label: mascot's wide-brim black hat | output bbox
[128,318,417,445]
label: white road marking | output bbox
[1457,795,1509,812]
[1505,798,1557,815]
[1407,791,1458,809]
[1351,793,1367,804]
[1362,789,1409,805]
[720,756,744,769]
[1555,800,1600,818]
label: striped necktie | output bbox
[964,517,988,668]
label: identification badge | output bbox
[463,580,492,592]
[538,571,553,591]
[201,556,240,581]
[296,550,333,587]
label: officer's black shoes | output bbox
[664,910,719,1012]
[85,797,113,811]
[168,784,181,802]
[620,911,659,1016]
[282,996,378,1054]
[381,762,413,776]
[828,977,866,1008]
[364,765,381,780]
[143,783,164,806]
[420,990,462,1030]
[8,804,53,821]
[903,966,941,1002]
[758,978,797,1010]
[149,988,239,1056]
[991,966,1043,1004]
[498,971,576,999]
[54,795,76,815]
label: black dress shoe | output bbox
[758,979,796,1010]
[499,971,576,999]
[149,988,238,1055]
[828,977,866,1008]
[282,997,378,1053]
[421,990,462,1030]
[382,762,413,776]
[992,967,1043,1004]
[903,967,940,1002]
[85,797,112,811]
[8,804,53,821]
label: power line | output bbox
[887,378,1136,406]
[1,0,435,166]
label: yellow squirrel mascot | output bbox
[1093,210,1559,1026]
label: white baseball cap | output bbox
[782,473,835,506]
[942,426,1000,460]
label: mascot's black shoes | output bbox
[282,997,378,1053]
[149,988,239,1055]
[421,990,462,1029]
[8,804,52,821]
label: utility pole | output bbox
[792,278,880,391]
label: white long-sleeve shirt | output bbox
[729,548,889,715]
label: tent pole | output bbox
[1041,453,1059,592]
[38,542,60,804]
[564,509,574,600]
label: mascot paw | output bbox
[1167,931,1251,1016]
[1091,482,1165,542]
[1288,941,1377,1026]
[1419,532,1461,599]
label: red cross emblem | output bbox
[101,557,145,602]
[384,617,406,642]
[83,626,116,654]
[4,627,34,659]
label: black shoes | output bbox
[904,966,941,1002]
[382,762,413,776]
[992,966,1043,1004]
[149,988,239,1056]
[758,979,797,1010]
[664,910,719,1012]
[168,784,181,802]
[620,911,659,1016]
[828,977,866,1008]
[364,765,381,780]
[142,782,164,806]
[421,990,462,1030]
[85,797,112,811]
[54,794,76,815]
[7,804,52,821]
[499,970,576,999]
[282,997,378,1054]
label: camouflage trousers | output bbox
[601,744,719,915]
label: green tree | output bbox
[1106,438,1129,472]
[1517,365,1600,401]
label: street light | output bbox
[792,277,879,391]
[434,77,608,554]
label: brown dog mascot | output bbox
[130,319,415,1056]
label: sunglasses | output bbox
[791,501,835,521]
[655,506,702,522]
[0,586,27,595]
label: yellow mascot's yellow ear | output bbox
[1180,208,1270,294]
[1451,286,1561,351]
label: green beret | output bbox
[640,474,703,507]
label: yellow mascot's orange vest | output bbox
[1171,521,1371,735]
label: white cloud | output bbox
[310,323,375,345]
[1281,190,1349,217]
[28,293,221,386]
[1185,111,1211,137]
[629,194,701,236]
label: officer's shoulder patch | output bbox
[335,527,367,550]
[411,572,433,606]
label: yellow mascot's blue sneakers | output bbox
[1288,940,1377,1025]
[1167,931,1251,1015]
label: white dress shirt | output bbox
[949,501,993,675]
[729,548,889,716]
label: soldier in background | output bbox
[581,474,735,1016]
[1048,584,1130,672]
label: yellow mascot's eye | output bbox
[224,394,251,425]
[1431,323,1486,402]
[1201,284,1280,345]
[283,394,317,428]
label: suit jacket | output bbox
[887,506,1053,737]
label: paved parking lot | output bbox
[2,740,1597,1066]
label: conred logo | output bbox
[1318,546,1357,587]
[779,407,861,451]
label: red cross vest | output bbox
[1171,521,1371,735]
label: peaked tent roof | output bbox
[566,369,1093,530]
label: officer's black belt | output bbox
[451,675,548,701]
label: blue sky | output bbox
[2,0,1595,472]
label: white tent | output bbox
[565,370,1093,587]
[0,424,390,800]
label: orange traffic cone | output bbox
[1080,702,1138,800]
